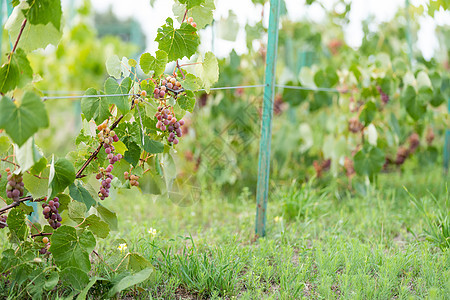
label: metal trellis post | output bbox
[0,0,3,59]
[255,0,280,238]
[444,98,450,173]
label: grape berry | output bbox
[153,75,183,99]
[0,215,7,229]
[186,16,197,28]
[39,236,51,255]
[124,172,139,187]
[96,121,122,200]
[5,170,24,202]
[155,106,185,144]
[42,197,62,229]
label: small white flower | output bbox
[117,243,128,253]
[148,227,157,238]
[274,216,283,223]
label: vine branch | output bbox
[0,196,46,215]
[8,19,27,60]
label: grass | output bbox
[92,168,449,299]
[1,168,448,299]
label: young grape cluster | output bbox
[0,215,7,229]
[155,107,185,144]
[42,197,62,229]
[348,117,363,133]
[97,122,121,164]
[153,75,183,99]
[39,236,51,255]
[186,17,197,28]
[124,172,139,187]
[96,165,115,200]
[376,86,389,104]
[5,169,24,202]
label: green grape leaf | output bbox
[173,0,215,29]
[142,136,164,154]
[359,101,377,126]
[282,81,310,106]
[106,55,122,79]
[50,226,96,272]
[68,201,87,222]
[22,169,49,199]
[310,91,332,111]
[0,136,12,153]
[22,0,62,29]
[97,205,118,231]
[0,49,33,94]
[69,181,96,210]
[177,90,195,112]
[107,268,153,297]
[128,58,137,68]
[195,52,219,93]
[401,85,426,120]
[7,208,28,242]
[313,67,339,88]
[216,11,239,41]
[14,137,43,173]
[78,214,110,239]
[181,74,200,91]
[48,157,76,199]
[60,267,89,291]
[139,50,168,76]
[354,145,385,180]
[6,3,62,52]
[178,0,205,9]
[122,137,141,167]
[125,253,153,272]
[104,77,133,114]
[0,92,49,147]
[155,18,200,62]
[81,88,111,124]
[44,271,59,291]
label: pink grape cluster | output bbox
[96,165,115,200]
[39,236,50,255]
[153,75,183,99]
[5,169,24,202]
[155,107,185,144]
[376,86,389,104]
[42,197,62,229]
[186,16,197,28]
[0,215,7,229]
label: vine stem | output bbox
[8,19,27,60]
[182,9,188,23]
[93,250,115,272]
[75,113,125,178]
[30,232,52,238]
[0,196,46,215]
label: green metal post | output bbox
[255,0,280,237]
[444,98,450,173]
[0,0,3,59]
[405,0,413,65]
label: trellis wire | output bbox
[41,84,348,100]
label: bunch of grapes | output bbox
[96,165,115,200]
[426,128,435,145]
[185,16,197,28]
[0,215,7,229]
[97,122,121,163]
[153,75,183,99]
[5,169,24,202]
[348,117,363,133]
[408,133,420,153]
[155,107,185,144]
[42,197,62,229]
[395,146,409,165]
[124,172,140,187]
[376,86,390,104]
[344,157,355,178]
[39,236,51,255]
